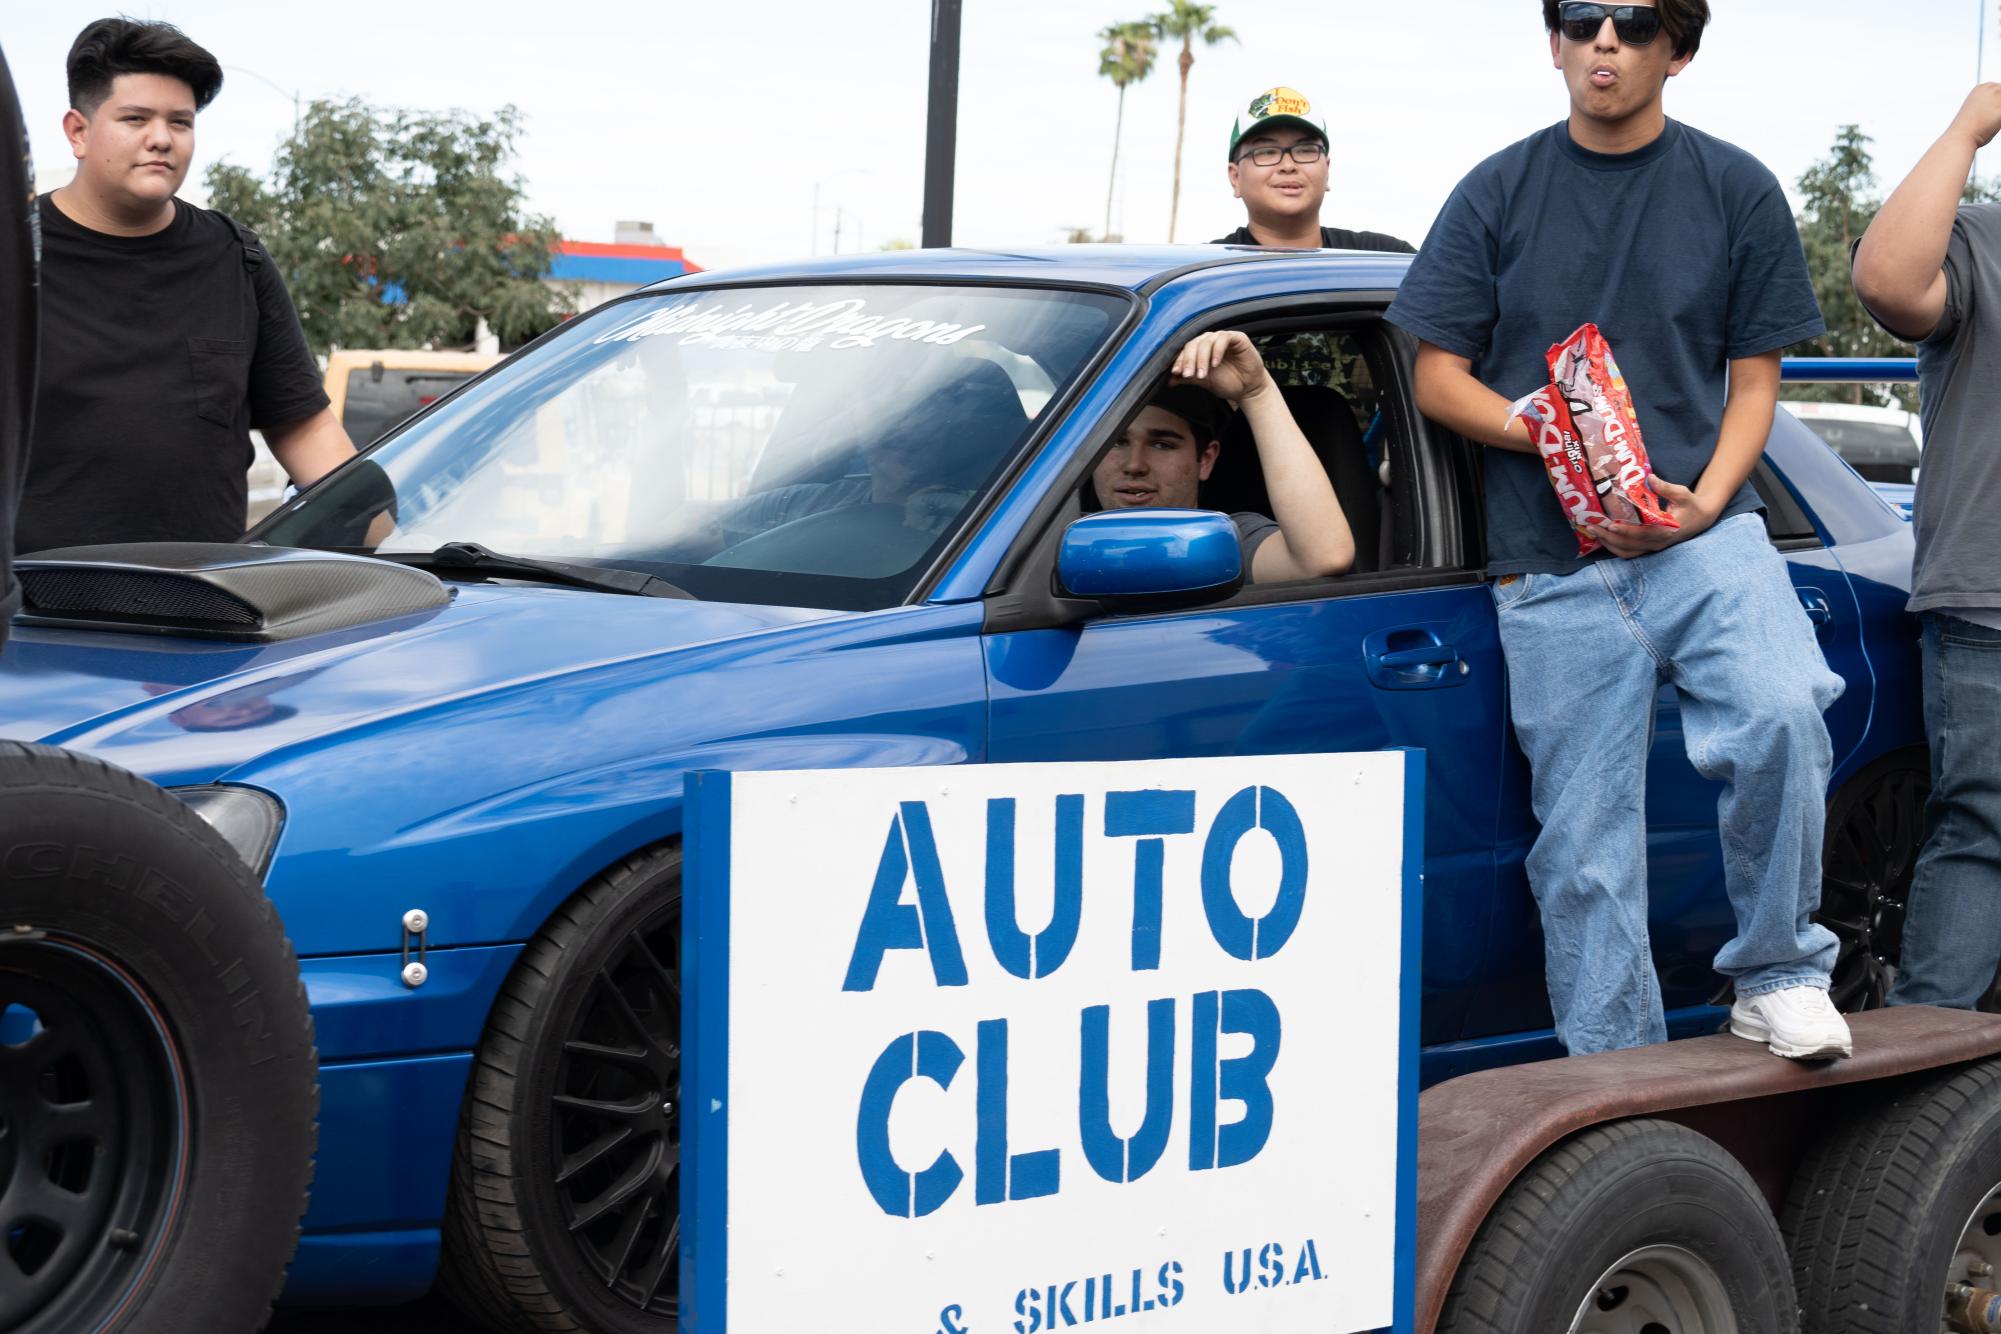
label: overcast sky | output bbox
[6,1,1996,271]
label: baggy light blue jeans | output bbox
[1887,613,2001,1009]
[1492,513,1845,1054]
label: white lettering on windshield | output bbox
[592,298,988,351]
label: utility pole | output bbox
[921,0,962,248]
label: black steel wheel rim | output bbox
[550,900,682,1317]
[0,936,186,1333]
[1820,763,1927,1011]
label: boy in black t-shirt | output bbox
[1210,87,1413,254]
[16,18,355,554]
[0,41,33,634]
[1387,0,1850,1060]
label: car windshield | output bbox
[258,283,1128,610]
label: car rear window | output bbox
[1795,417,1920,485]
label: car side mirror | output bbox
[1056,509,1244,612]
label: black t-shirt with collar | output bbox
[1212,224,1416,254]
[18,196,329,553]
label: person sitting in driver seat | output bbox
[1092,331,1355,582]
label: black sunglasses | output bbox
[1557,3,1662,46]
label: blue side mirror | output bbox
[1056,509,1244,610]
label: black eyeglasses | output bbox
[1557,3,1662,45]
[1236,142,1326,168]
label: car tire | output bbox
[1782,1057,2001,1334]
[438,843,683,1334]
[1436,1117,1796,1333]
[0,740,317,1334]
[1819,748,1928,1012]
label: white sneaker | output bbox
[1730,985,1853,1061]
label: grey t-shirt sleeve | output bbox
[1848,207,1982,347]
[1231,511,1279,573]
[1923,208,1981,348]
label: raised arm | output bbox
[1173,331,1355,581]
[1853,84,2001,342]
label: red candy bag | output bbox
[1510,384,1609,554]
[1509,323,1678,555]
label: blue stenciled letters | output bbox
[1078,999,1175,1184]
[843,802,969,991]
[977,1018,1061,1204]
[1188,988,1283,1171]
[985,796,1085,980]
[1102,789,1197,971]
[1199,787,1309,961]
[856,1030,965,1217]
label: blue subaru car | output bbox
[0,247,1929,1327]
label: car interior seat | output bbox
[1207,382,1384,575]
[750,355,1028,499]
[890,359,1030,494]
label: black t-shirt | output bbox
[1212,224,1416,254]
[17,196,329,553]
[0,46,34,629]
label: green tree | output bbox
[1786,124,1912,407]
[205,99,571,357]
[1097,19,1157,242]
[1149,1,1236,243]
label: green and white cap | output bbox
[1228,87,1328,160]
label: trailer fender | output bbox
[1415,1006,2001,1334]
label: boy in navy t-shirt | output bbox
[1387,0,1851,1060]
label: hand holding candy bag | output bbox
[1508,323,1679,556]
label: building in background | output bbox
[547,220,702,314]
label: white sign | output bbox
[684,752,1420,1334]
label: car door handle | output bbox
[1364,627,1467,690]
[1797,588,1833,632]
[1377,647,1458,669]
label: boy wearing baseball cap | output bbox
[1212,87,1414,253]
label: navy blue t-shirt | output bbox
[1386,120,1826,575]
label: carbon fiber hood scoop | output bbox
[13,543,450,643]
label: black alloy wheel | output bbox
[439,844,684,1334]
[1818,751,1928,1012]
[0,938,186,1333]
[549,906,682,1315]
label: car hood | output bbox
[0,582,832,785]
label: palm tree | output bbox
[1150,1,1237,242]
[1097,20,1157,242]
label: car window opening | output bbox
[1083,321,1405,589]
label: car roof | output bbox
[639,243,1414,294]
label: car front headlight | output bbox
[171,785,286,878]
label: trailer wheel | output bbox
[1437,1118,1795,1334]
[0,741,317,1334]
[1782,1057,2001,1333]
